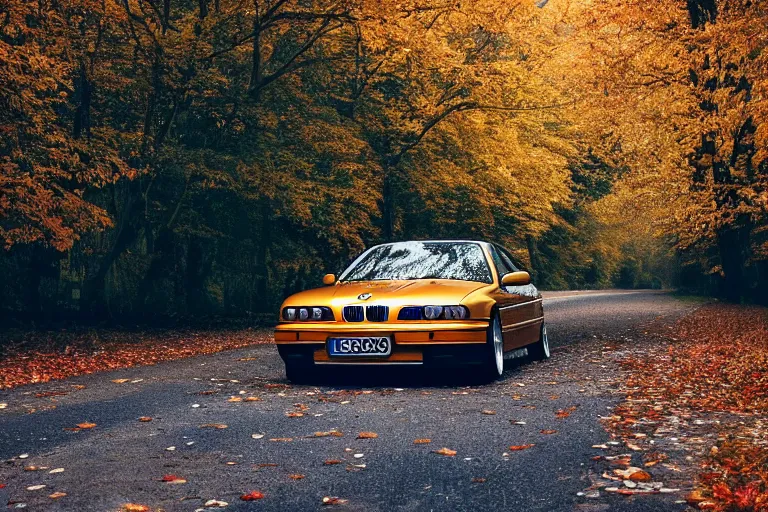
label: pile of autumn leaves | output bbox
[619,304,768,511]
[0,329,272,389]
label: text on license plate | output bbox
[327,337,391,356]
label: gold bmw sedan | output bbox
[275,240,549,382]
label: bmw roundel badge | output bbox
[358,293,372,300]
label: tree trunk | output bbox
[254,201,272,312]
[716,224,746,302]
[525,235,541,281]
[73,60,92,139]
[83,181,141,317]
[381,169,396,242]
[249,14,262,97]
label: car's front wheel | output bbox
[527,322,551,361]
[285,362,316,384]
[477,313,505,382]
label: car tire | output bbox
[477,313,505,382]
[285,363,316,385]
[528,322,550,361]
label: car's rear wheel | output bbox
[527,322,550,361]
[477,314,505,382]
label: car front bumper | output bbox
[274,320,490,368]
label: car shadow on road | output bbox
[288,357,533,389]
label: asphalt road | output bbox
[0,290,696,511]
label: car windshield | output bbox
[340,242,492,283]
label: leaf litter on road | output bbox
[240,491,265,501]
[509,444,536,451]
[161,474,187,484]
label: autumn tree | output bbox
[564,0,768,301]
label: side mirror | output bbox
[322,273,336,285]
[501,271,531,286]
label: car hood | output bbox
[282,280,489,308]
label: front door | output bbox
[487,245,544,351]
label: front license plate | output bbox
[327,337,392,357]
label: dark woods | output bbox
[0,0,766,327]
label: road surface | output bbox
[0,290,695,511]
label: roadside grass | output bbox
[0,328,272,389]
[608,304,768,511]
[669,291,713,304]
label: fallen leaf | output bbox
[628,470,652,482]
[161,474,187,484]
[200,423,228,429]
[240,491,265,501]
[49,468,64,474]
[49,492,67,499]
[138,417,152,422]
[322,496,348,505]
[481,410,496,415]
[251,433,265,439]
[312,431,343,438]
[269,438,293,442]
[324,459,342,465]
[413,438,431,444]
[540,429,558,435]
[243,397,262,402]
[357,432,378,439]
[204,499,229,507]
[166,446,176,451]
[228,397,242,402]
[432,447,457,456]
[288,474,305,480]
[76,422,96,429]
[121,505,150,512]
[27,485,46,491]
[686,490,707,505]
[472,477,486,483]
[508,444,536,451]
[286,412,304,418]
[111,379,130,384]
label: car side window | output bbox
[488,245,512,280]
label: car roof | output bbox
[371,240,492,247]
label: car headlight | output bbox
[398,305,469,320]
[282,306,335,321]
[423,305,443,320]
